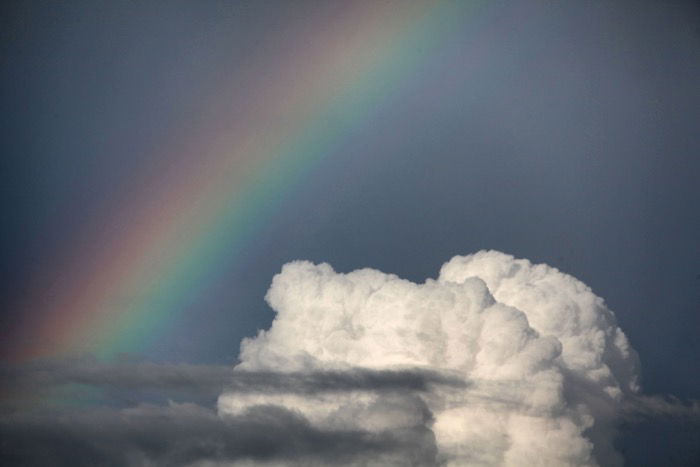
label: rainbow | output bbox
[10,1,479,360]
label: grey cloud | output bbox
[1,358,466,401]
[622,394,700,421]
[226,368,467,394]
[1,359,233,400]
[0,360,456,465]
[0,401,438,467]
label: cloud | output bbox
[3,250,698,466]
[0,361,459,465]
[1,358,465,401]
[0,402,437,466]
[219,251,643,466]
[622,394,700,421]
[1,359,234,401]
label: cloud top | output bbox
[220,250,641,466]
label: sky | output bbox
[1,1,699,465]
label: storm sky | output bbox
[2,1,699,465]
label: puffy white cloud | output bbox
[218,250,641,466]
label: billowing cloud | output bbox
[3,251,697,466]
[219,250,641,466]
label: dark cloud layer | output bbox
[2,357,697,466]
[1,402,437,467]
[1,358,466,400]
[0,359,457,466]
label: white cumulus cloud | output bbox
[218,250,641,466]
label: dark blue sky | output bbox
[2,1,699,464]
